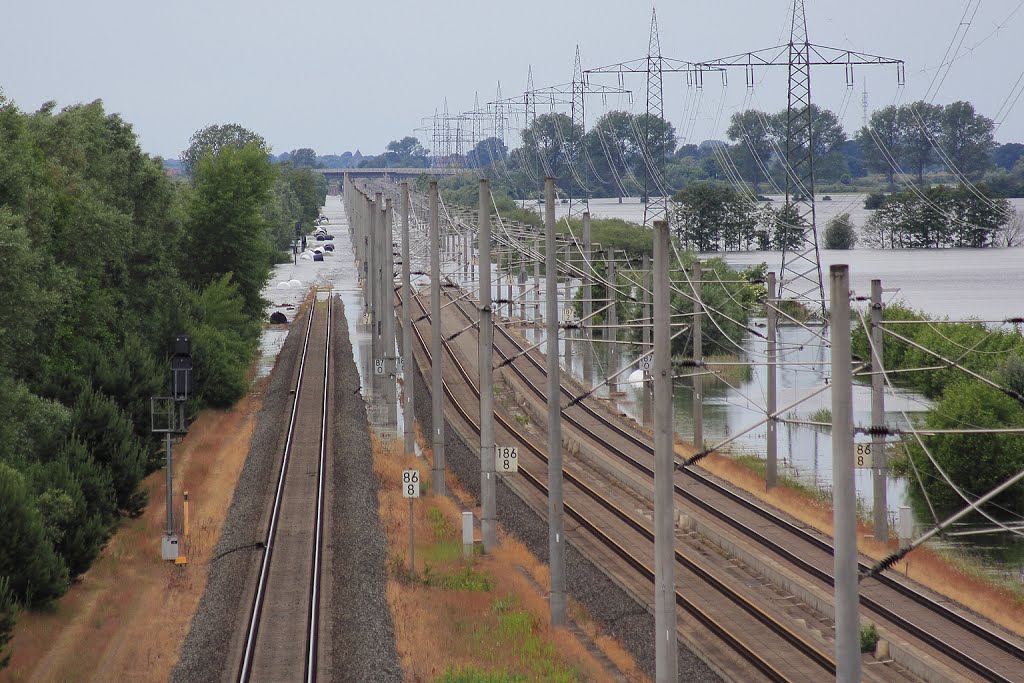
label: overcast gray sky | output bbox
[2,0,1021,158]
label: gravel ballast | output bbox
[411,364,722,682]
[326,297,402,680]
[173,298,401,682]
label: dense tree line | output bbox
[856,101,997,186]
[0,100,325,665]
[862,185,1011,248]
[851,305,1024,513]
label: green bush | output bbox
[864,192,887,210]
[0,462,69,606]
[822,213,857,250]
[860,622,879,653]
[0,576,16,669]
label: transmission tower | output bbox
[585,8,724,226]
[570,46,588,217]
[644,9,665,226]
[862,77,869,128]
[697,0,904,317]
[493,64,629,196]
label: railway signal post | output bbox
[152,334,192,561]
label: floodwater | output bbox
[271,193,1023,580]
[535,195,1024,576]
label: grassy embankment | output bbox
[372,429,645,682]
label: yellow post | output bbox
[176,490,190,565]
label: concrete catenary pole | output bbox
[692,261,703,450]
[545,177,567,626]
[606,248,617,394]
[401,182,415,457]
[766,271,778,489]
[563,241,572,368]
[830,264,860,683]
[478,179,497,550]
[375,192,385,343]
[642,253,653,425]
[533,232,541,322]
[368,195,378,333]
[871,279,888,540]
[384,199,398,429]
[582,212,593,384]
[429,182,446,497]
[652,220,678,682]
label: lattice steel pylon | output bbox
[696,0,904,318]
[585,8,723,226]
[569,46,589,219]
[494,64,629,196]
[783,0,822,316]
[644,8,666,226]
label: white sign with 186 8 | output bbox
[402,469,420,498]
[496,446,519,473]
[854,442,873,469]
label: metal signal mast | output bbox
[697,0,904,317]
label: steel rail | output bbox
[306,295,331,682]
[438,288,1022,682]
[405,290,833,680]
[239,297,331,682]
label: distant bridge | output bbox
[315,167,463,180]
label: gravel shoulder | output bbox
[324,296,402,681]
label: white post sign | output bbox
[402,469,420,497]
[496,446,519,474]
[374,358,385,376]
[854,441,873,469]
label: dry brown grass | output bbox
[1,387,263,683]
[373,432,647,682]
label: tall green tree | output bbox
[672,183,759,251]
[0,463,68,606]
[180,123,268,176]
[726,110,773,193]
[856,105,904,187]
[183,142,276,318]
[941,100,996,181]
[901,101,943,185]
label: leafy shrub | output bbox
[864,192,887,210]
[0,462,69,606]
[860,622,879,653]
[823,213,857,250]
[0,576,15,669]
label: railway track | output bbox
[405,288,843,682]
[238,295,333,683]
[405,278,1024,682]
[430,283,1024,683]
